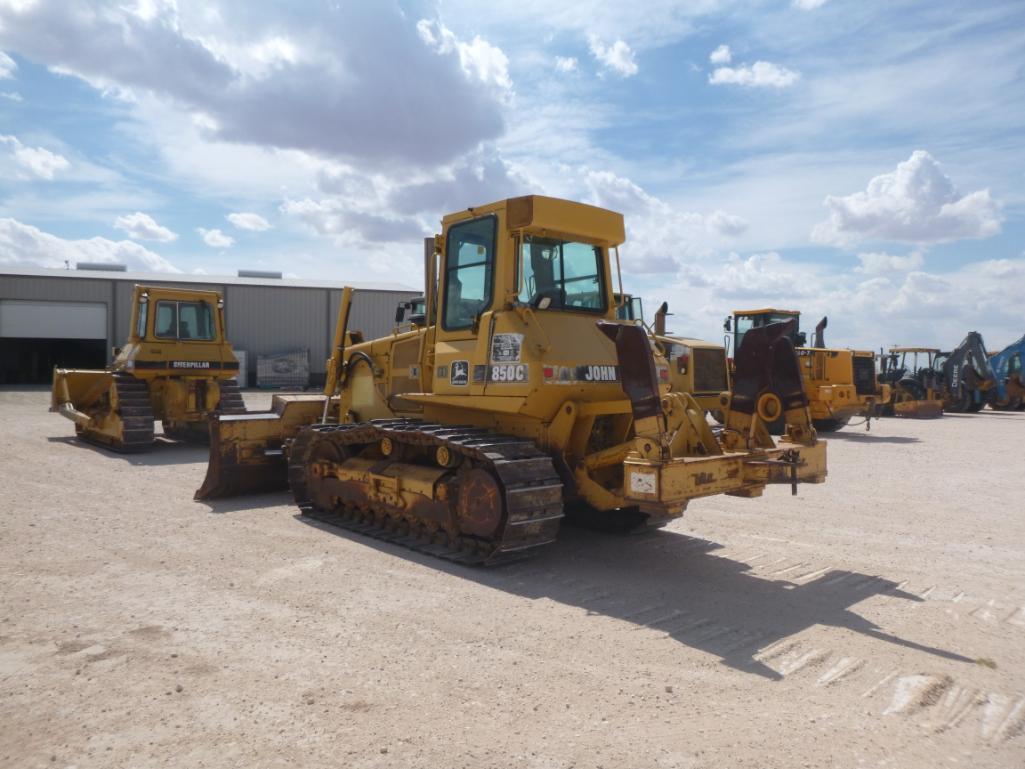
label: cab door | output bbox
[433,214,498,396]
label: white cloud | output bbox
[588,37,639,77]
[0,135,70,179]
[555,56,578,73]
[709,61,799,88]
[113,211,177,242]
[709,44,731,64]
[416,19,512,94]
[0,217,179,272]
[1,90,22,101]
[0,3,507,166]
[792,0,828,9]
[854,250,924,275]
[226,212,271,232]
[706,209,749,237]
[0,50,15,79]
[812,151,1003,247]
[197,227,235,248]
[580,167,748,274]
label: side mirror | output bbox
[723,316,732,332]
[394,303,408,323]
[795,331,807,347]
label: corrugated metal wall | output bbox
[0,272,417,379]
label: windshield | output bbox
[735,311,799,350]
[154,300,216,341]
[518,236,606,312]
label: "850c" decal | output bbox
[489,364,527,383]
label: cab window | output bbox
[443,216,496,331]
[154,300,216,340]
[135,297,148,338]
[517,236,606,312]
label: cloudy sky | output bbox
[1,0,1023,348]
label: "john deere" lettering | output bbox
[583,365,617,382]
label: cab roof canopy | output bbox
[445,195,626,247]
[734,308,801,316]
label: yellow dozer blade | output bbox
[194,395,328,499]
[894,398,944,419]
[51,368,155,451]
[195,412,289,498]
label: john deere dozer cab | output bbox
[51,285,245,451]
[197,196,826,565]
[725,310,888,432]
[615,295,729,415]
[986,334,1025,411]
[878,348,944,418]
[934,332,996,413]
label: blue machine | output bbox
[987,334,1025,410]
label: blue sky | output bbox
[1,0,1024,349]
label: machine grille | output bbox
[693,348,728,394]
[852,356,877,395]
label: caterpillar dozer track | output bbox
[51,285,245,452]
[197,195,826,564]
[878,347,944,419]
[725,310,889,433]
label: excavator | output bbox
[724,310,888,433]
[877,348,944,418]
[986,334,1025,411]
[51,285,246,451]
[196,195,826,564]
[615,295,729,415]
[934,332,996,412]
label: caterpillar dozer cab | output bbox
[934,332,996,413]
[51,285,245,452]
[614,294,729,415]
[877,347,944,418]
[986,334,1025,411]
[725,310,889,433]
[197,195,826,565]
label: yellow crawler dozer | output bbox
[727,310,889,432]
[197,195,826,564]
[51,285,245,452]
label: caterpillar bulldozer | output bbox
[877,347,944,418]
[986,334,1025,411]
[51,285,246,451]
[614,295,729,415]
[933,332,996,413]
[196,195,826,565]
[725,310,889,433]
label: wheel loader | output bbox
[196,195,826,565]
[877,348,944,418]
[724,310,889,433]
[985,334,1025,411]
[51,285,246,451]
[615,295,729,415]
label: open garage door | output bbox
[0,300,108,384]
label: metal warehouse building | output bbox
[0,266,418,385]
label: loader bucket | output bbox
[194,412,290,499]
[894,399,943,419]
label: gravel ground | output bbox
[1,388,1023,769]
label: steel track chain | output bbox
[288,419,565,566]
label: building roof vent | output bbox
[238,269,282,279]
[77,262,127,272]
